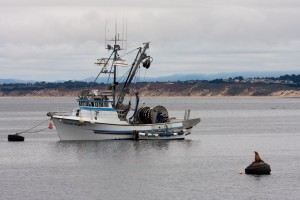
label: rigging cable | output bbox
[119,47,139,58]
[115,69,130,98]
[90,50,115,90]
[115,47,141,91]
[106,62,115,87]
[135,66,141,92]
[130,67,140,95]
[143,68,148,82]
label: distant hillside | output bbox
[1,81,300,97]
[2,71,300,84]
[0,78,36,84]
[81,71,300,83]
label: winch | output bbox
[136,105,169,124]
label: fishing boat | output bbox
[47,38,200,140]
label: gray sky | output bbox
[1,0,300,81]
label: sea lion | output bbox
[254,151,264,163]
[245,151,271,175]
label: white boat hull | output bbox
[52,117,187,141]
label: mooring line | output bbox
[17,119,50,134]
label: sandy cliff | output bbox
[1,82,300,97]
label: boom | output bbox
[116,42,150,107]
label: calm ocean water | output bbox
[0,97,300,200]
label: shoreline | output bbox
[1,95,300,99]
[2,82,300,98]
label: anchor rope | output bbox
[24,127,49,134]
[17,119,50,134]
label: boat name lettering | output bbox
[63,121,86,126]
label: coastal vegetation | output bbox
[1,74,300,97]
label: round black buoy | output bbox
[245,162,271,175]
[245,151,271,175]
[8,134,24,142]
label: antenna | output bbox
[122,17,124,49]
[126,18,127,50]
[115,18,117,40]
[105,16,107,49]
[105,16,127,51]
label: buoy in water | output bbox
[245,162,271,175]
[245,151,271,175]
[48,121,53,129]
[8,134,24,142]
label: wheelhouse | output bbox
[77,89,115,111]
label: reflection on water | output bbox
[55,139,195,155]
[134,140,173,151]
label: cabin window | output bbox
[91,102,94,107]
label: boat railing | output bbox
[56,112,70,116]
[79,89,113,98]
[53,107,71,116]
[97,90,113,96]
[47,111,69,117]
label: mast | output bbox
[94,22,151,108]
[113,35,117,103]
[113,22,117,102]
[94,21,127,102]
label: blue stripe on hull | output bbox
[93,130,133,135]
[93,126,184,135]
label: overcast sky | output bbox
[1,0,300,81]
